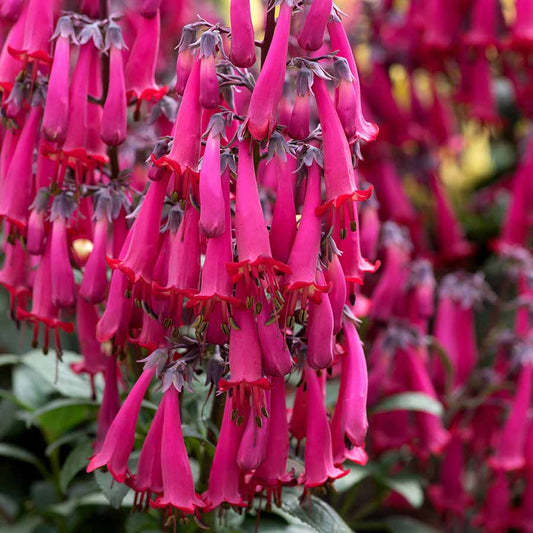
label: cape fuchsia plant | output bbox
[3,0,533,531]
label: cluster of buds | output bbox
[0,0,381,520]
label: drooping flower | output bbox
[229,0,256,68]
[297,0,332,51]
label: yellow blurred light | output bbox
[390,64,410,110]
[72,238,93,263]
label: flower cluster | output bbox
[0,0,380,521]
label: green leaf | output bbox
[20,350,103,399]
[0,515,43,533]
[371,392,443,417]
[94,470,130,509]
[381,476,424,508]
[0,443,49,478]
[59,440,93,493]
[12,366,53,410]
[48,491,135,516]
[272,490,353,533]
[0,355,21,366]
[27,399,97,442]
[335,464,369,493]
[385,516,441,533]
[45,429,91,457]
[125,513,162,533]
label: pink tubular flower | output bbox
[283,149,328,320]
[27,189,49,256]
[267,134,297,264]
[94,356,121,453]
[175,26,196,96]
[250,376,292,504]
[80,192,112,304]
[9,0,53,65]
[511,0,533,51]
[101,23,127,147]
[152,386,205,514]
[297,0,332,51]
[228,139,290,301]
[153,59,202,177]
[155,203,201,327]
[49,196,76,309]
[288,67,312,140]
[17,239,74,355]
[0,104,42,231]
[203,394,247,511]
[237,394,270,471]
[299,366,347,487]
[369,222,411,321]
[324,253,346,335]
[109,174,169,285]
[0,8,26,94]
[328,19,379,143]
[198,31,220,109]
[71,297,106,379]
[189,169,240,339]
[306,271,335,370]
[0,230,31,315]
[199,114,226,238]
[125,11,167,107]
[330,321,368,464]
[313,77,372,228]
[87,366,156,482]
[229,0,256,68]
[42,18,75,144]
[257,294,293,377]
[219,282,271,418]
[473,471,513,532]
[428,431,472,517]
[128,392,165,502]
[490,363,533,471]
[244,1,292,140]
[359,196,380,262]
[463,0,501,48]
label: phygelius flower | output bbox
[42,17,76,144]
[175,26,196,96]
[203,393,248,510]
[288,67,312,140]
[124,10,167,109]
[328,19,379,143]
[313,77,372,229]
[101,22,127,146]
[331,320,369,465]
[490,359,533,471]
[299,366,347,487]
[283,147,328,322]
[298,0,332,51]
[199,114,226,238]
[151,386,205,515]
[244,1,292,140]
[87,366,156,482]
[198,31,221,109]
[227,139,290,302]
[229,0,256,68]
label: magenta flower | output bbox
[229,0,256,67]
[297,0,331,51]
[328,20,379,143]
[473,471,513,532]
[87,366,156,482]
[228,139,290,301]
[203,394,247,511]
[42,17,75,143]
[244,1,292,139]
[511,0,533,51]
[283,150,328,321]
[324,253,346,335]
[428,431,472,517]
[249,376,292,504]
[71,297,106,379]
[175,26,196,96]
[151,386,205,514]
[237,394,270,471]
[101,23,127,146]
[299,366,347,487]
[331,321,368,464]
[288,67,312,140]
[199,114,226,238]
[198,31,221,109]
[313,77,372,229]
[0,104,42,231]
[80,193,111,304]
[128,391,165,502]
[463,0,501,48]
[490,362,533,471]
[124,11,167,109]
